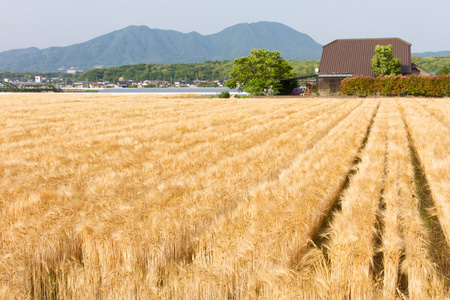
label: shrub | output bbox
[341,75,450,97]
[217,91,231,98]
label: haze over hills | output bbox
[412,51,450,58]
[0,22,323,72]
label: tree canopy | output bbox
[411,56,450,75]
[371,44,402,76]
[225,49,296,95]
[439,65,449,75]
[76,61,234,83]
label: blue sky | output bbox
[1,0,449,53]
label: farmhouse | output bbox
[317,38,431,93]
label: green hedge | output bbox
[340,75,450,97]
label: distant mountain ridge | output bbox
[0,22,323,72]
[412,50,450,58]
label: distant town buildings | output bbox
[67,79,225,89]
[0,74,225,90]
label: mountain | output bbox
[0,22,323,72]
[412,50,450,58]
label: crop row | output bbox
[400,99,450,245]
[307,100,448,298]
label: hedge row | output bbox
[340,75,450,96]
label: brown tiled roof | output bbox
[319,38,412,76]
[411,63,433,76]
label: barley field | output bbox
[0,94,449,299]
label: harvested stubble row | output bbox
[0,94,449,299]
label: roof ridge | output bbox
[326,37,411,46]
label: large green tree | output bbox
[371,44,402,76]
[225,49,295,95]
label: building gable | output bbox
[319,38,412,76]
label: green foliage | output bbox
[225,49,295,95]
[217,91,231,98]
[439,66,449,75]
[288,60,319,76]
[411,56,450,75]
[77,61,234,82]
[341,75,450,97]
[76,59,317,84]
[371,45,402,76]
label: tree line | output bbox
[1,57,447,83]
[77,61,234,83]
[76,60,320,83]
[76,56,446,83]
[0,60,319,83]
[411,56,450,75]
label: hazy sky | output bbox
[1,0,449,53]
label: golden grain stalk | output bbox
[0,94,448,299]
